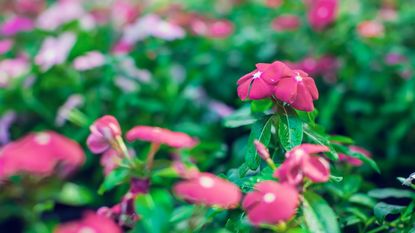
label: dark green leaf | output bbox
[278,105,303,151]
[374,202,405,223]
[98,168,130,195]
[368,188,415,199]
[223,106,257,128]
[303,191,340,233]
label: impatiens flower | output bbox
[273,70,319,112]
[274,144,330,185]
[0,39,13,55]
[271,15,300,31]
[207,20,234,38]
[87,115,122,154]
[307,0,338,30]
[174,172,242,208]
[55,212,122,233]
[35,32,76,71]
[1,16,34,36]
[237,61,293,100]
[0,131,85,178]
[55,94,84,126]
[126,126,198,148]
[36,1,85,30]
[339,145,371,166]
[242,181,299,225]
[357,20,384,38]
[0,57,30,87]
[0,111,16,145]
[73,51,105,71]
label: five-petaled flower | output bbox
[55,212,122,233]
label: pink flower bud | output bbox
[254,140,270,161]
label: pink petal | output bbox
[304,77,319,100]
[274,77,298,104]
[291,83,314,111]
[87,133,110,154]
[248,78,274,100]
[302,155,330,182]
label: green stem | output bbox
[146,143,161,172]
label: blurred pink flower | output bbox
[271,15,300,31]
[126,126,198,148]
[14,0,45,15]
[1,16,34,36]
[207,20,234,38]
[339,145,371,167]
[112,0,140,27]
[243,181,299,225]
[378,7,397,22]
[274,70,319,112]
[254,140,271,161]
[385,53,407,65]
[274,144,330,185]
[100,149,121,175]
[0,39,13,55]
[55,212,122,233]
[208,100,234,117]
[37,1,85,30]
[265,0,283,8]
[0,111,16,145]
[73,51,105,71]
[112,40,134,54]
[174,172,242,208]
[55,94,84,126]
[307,0,338,30]
[35,33,76,71]
[0,131,85,178]
[87,115,122,154]
[0,57,29,87]
[357,20,384,38]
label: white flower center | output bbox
[317,7,329,18]
[294,149,305,157]
[79,227,96,233]
[252,71,262,79]
[199,176,215,188]
[294,73,303,82]
[263,193,276,203]
[34,133,51,145]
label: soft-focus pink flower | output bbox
[265,0,282,8]
[307,0,338,30]
[55,94,84,126]
[37,1,85,30]
[378,8,397,22]
[271,15,300,31]
[237,61,293,100]
[14,0,45,15]
[87,115,122,154]
[73,51,105,71]
[0,111,16,145]
[1,16,34,36]
[243,181,299,225]
[274,70,318,111]
[0,57,29,87]
[385,53,406,65]
[274,144,330,185]
[339,145,371,166]
[208,100,234,117]
[357,20,384,38]
[35,33,76,71]
[100,149,121,175]
[112,0,140,27]
[174,172,241,208]
[55,212,122,233]
[126,126,198,148]
[0,39,13,55]
[254,140,270,161]
[0,131,84,178]
[112,40,134,54]
[207,20,234,38]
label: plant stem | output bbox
[146,143,160,172]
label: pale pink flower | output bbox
[265,0,283,8]
[111,0,140,27]
[126,126,198,148]
[35,33,76,71]
[338,145,371,167]
[0,39,13,55]
[73,51,105,71]
[55,212,122,233]
[307,0,338,30]
[112,40,134,54]
[0,57,29,87]
[174,172,242,208]
[100,149,121,175]
[207,20,234,38]
[87,115,122,154]
[271,15,300,31]
[1,16,34,36]
[385,53,406,65]
[243,181,299,225]
[55,94,84,126]
[357,20,384,38]
[37,1,85,30]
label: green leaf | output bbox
[329,135,354,144]
[57,183,94,206]
[245,115,274,170]
[98,168,130,195]
[223,106,258,128]
[368,188,415,199]
[251,99,273,113]
[303,191,340,233]
[134,189,173,233]
[278,105,303,151]
[374,202,405,223]
[329,175,343,183]
[303,125,338,160]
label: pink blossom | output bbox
[271,15,300,31]
[307,0,338,30]
[1,16,34,36]
[0,131,85,178]
[208,100,234,117]
[73,51,105,71]
[174,172,242,208]
[111,0,140,27]
[0,57,29,87]
[55,94,84,126]
[207,20,234,38]
[265,0,283,8]
[273,70,319,112]
[237,61,293,100]
[35,33,76,71]
[112,40,134,54]
[378,8,397,22]
[0,39,13,55]
[357,20,384,38]
[55,212,122,233]
[385,53,406,65]
[126,126,198,148]
[242,181,299,225]
[100,149,121,175]
[339,146,371,167]
[87,115,122,154]
[254,140,270,161]
[274,144,330,185]
[14,0,45,15]
[36,1,85,30]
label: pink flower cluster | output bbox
[237,61,319,112]
[55,212,122,233]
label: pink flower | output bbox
[0,57,29,87]
[339,146,371,166]
[265,0,282,8]
[111,0,140,27]
[0,39,13,55]
[274,144,330,185]
[73,51,105,71]
[254,140,271,161]
[207,20,234,38]
[174,172,242,208]
[385,53,406,65]
[273,70,319,111]
[271,15,300,31]
[14,0,45,15]
[126,126,198,148]
[0,131,85,178]
[242,181,299,225]
[35,33,76,71]
[357,20,384,38]
[87,115,122,154]
[1,16,34,36]
[100,149,121,175]
[307,0,338,30]
[55,212,122,233]
[36,1,85,30]
[112,40,134,54]
[237,61,293,100]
